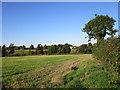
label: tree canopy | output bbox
[2,45,7,57]
[8,44,15,56]
[62,43,71,54]
[83,14,117,42]
[30,44,34,49]
[36,44,44,55]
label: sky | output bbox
[2,2,118,47]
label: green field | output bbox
[2,54,118,88]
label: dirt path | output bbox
[10,55,92,88]
[35,55,92,88]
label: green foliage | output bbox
[44,45,48,49]
[36,44,44,55]
[70,49,79,54]
[14,50,30,56]
[58,44,64,54]
[29,50,35,55]
[2,45,7,57]
[2,55,118,88]
[83,14,117,42]
[48,45,58,55]
[87,43,93,54]
[2,43,74,56]
[62,43,71,54]
[61,59,118,88]
[30,44,34,49]
[78,44,88,54]
[29,44,35,55]
[78,43,93,54]
[0,46,1,57]
[19,45,26,50]
[92,37,120,74]
[8,44,15,56]
[48,44,71,55]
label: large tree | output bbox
[83,14,117,42]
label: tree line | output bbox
[1,43,93,57]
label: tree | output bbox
[58,44,64,54]
[78,44,88,54]
[36,44,44,55]
[30,44,34,49]
[62,43,71,54]
[2,45,7,57]
[87,43,93,54]
[19,45,26,56]
[14,46,20,50]
[48,45,58,55]
[88,43,92,47]
[8,44,14,56]
[29,50,34,55]
[29,44,34,55]
[83,14,117,42]
[0,46,1,57]
[44,44,48,49]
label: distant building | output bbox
[70,46,78,49]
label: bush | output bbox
[78,43,93,54]
[29,51,35,55]
[92,37,120,74]
[48,45,58,55]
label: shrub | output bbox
[48,45,58,55]
[29,51,35,55]
[92,37,120,74]
[78,43,93,54]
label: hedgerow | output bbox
[92,37,120,74]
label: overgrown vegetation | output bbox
[92,37,120,75]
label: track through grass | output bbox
[2,54,118,88]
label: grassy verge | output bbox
[60,58,118,88]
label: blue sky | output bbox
[2,2,118,47]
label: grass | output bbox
[60,59,118,88]
[2,54,119,88]
[2,55,81,77]
[70,49,79,54]
[2,54,82,88]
